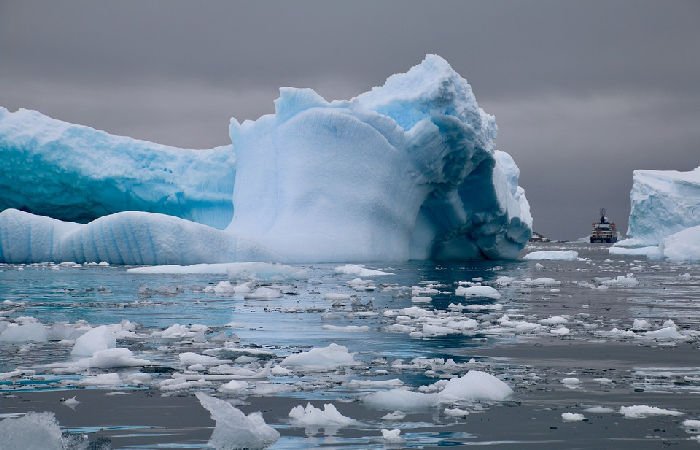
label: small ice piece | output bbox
[321,325,369,332]
[411,296,432,303]
[444,407,470,417]
[619,405,683,419]
[523,251,578,261]
[381,411,406,420]
[561,377,581,388]
[644,326,685,340]
[0,322,48,343]
[334,265,393,277]
[179,352,229,366]
[539,316,568,325]
[381,428,402,442]
[454,285,501,299]
[550,326,570,336]
[0,412,65,449]
[196,392,279,449]
[631,319,651,331]
[599,273,639,288]
[71,325,116,357]
[288,403,357,433]
[280,343,359,371]
[80,348,151,368]
[683,419,700,430]
[562,412,586,422]
[78,373,121,386]
[61,396,80,409]
[245,287,282,299]
[679,272,692,281]
[204,281,252,295]
[593,378,613,384]
[219,379,249,395]
[584,406,614,413]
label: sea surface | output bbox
[1,242,699,449]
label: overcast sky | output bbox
[1,0,698,239]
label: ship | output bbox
[590,208,618,243]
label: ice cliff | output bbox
[615,166,700,261]
[0,107,235,229]
[0,55,532,264]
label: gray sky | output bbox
[1,0,699,239]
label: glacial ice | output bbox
[615,166,700,262]
[0,412,65,450]
[0,107,235,228]
[622,166,700,247]
[0,54,532,264]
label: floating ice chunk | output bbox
[79,348,151,368]
[196,392,279,449]
[0,322,48,343]
[437,371,512,403]
[364,370,511,410]
[334,265,393,277]
[584,406,615,413]
[683,419,700,429]
[381,428,402,442]
[599,273,639,288]
[204,281,252,295]
[620,405,683,419]
[179,352,229,366]
[454,285,501,299]
[159,377,210,391]
[0,412,65,450]
[381,411,406,420]
[561,377,580,387]
[219,379,249,395]
[280,343,358,371]
[523,251,578,261]
[346,378,404,389]
[245,287,282,299]
[539,316,569,325]
[288,403,357,432]
[61,396,80,409]
[550,326,570,336]
[520,277,560,287]
[444,407,470,417]
[562,412,586,422]
[631,319,651,331]
[644,326,686,340]
[78,373,121,386]
[321,325,369,332]
[71,325,116,357]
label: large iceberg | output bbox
[0,107,235,229]
[0,55,532,264]
[615,166,700,261]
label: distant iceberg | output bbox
[615,166,700,261]
[0,55,532,264]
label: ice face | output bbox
[0,54,532,264]
[229,54,531,261]
[622,166,700,247]
[0,107,235,229]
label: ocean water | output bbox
[1,243,699,449]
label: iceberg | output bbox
[0,107,235,229]
[615,166,700,262]
[0,55,532,264]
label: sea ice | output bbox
[454,285,501,299]
[195,392,279,449]
[288,403,357,431]
[523,250,578,261]
[280,343,359,371]
[71,325,116,357]
[562,412,586,422]
[619,405,683,419]
[0,412,66,450]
